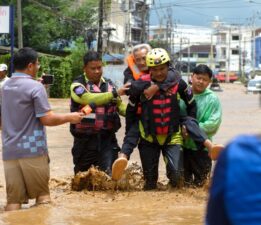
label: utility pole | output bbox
[97,0,104,57]
[210,32,214,70]
[243,36,246,79]
[17,0,23,48]
[166,18,169,51]
[238,26,242,79]
[179,37,183,73]
[187,38,190,75]
[252,25,256,73]
[226,27,231,83]
[167,8,173,55]
[140,0,148,43]
[124,0,130,57]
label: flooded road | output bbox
[0,82,260,225]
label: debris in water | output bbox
[71,163,145,191]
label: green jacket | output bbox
[70,75,126,116]
[180,88,222,150]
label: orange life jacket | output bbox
[126,54,147,80]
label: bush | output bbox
[1,38,87,98]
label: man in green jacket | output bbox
[181,64,222,187]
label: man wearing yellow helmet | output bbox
[113,48,196,189]
[113,48,223,189]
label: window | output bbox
[183,53,193,57]
[160,33,165,39]
[198,53,209,58]
[153,34,158,39]
[232,35,239,41]
[232,49,239,55]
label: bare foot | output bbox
[5,203,21,211]
[36,195,51,205]
[209,144,224,160]
[112,154,128,181]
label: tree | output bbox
[0,0,98,52]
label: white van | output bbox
[247,78,261,93]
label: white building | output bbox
[150,24,215,54]
[212,19,252,73]
[103,0,152,54]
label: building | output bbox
[176,44,216,72]
[254,29,261,69]
[212,18,252,74]
[103,0,152,54]
[149,24,214,55]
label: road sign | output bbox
[0,6,10,33]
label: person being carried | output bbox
[1,47,84,211]
[112,49,223,183]
[70,51,128,176]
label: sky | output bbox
[150,0,261,27]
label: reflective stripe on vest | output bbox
[140,75,180,136]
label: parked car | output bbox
[210,78,223,92]
[246,78,261,94]
[215,72,238,83]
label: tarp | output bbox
[102,53,124,64]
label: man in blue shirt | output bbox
[206,134,261,225]
[2,47,84,211]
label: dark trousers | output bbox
[183,147,212,187]
[71,132,119,175]
[121,119,140,158]
[138,138,184,190]
[125,101,138,134]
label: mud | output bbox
[71,163,145,191]
[0,83,260,225]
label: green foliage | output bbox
[0,1,100,98]
[65,37,86,80]
[0,0,98,52]
[0,53,11,66]
[22,2,69,51]
[37,55,71,98]
[38,38,87,98]
[148,40,168,50]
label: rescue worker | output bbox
[70,51,127,175]
[112,44,163,180]
[121,48,197,189]
[112,51,223,182]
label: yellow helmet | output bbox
[146,48,170,67]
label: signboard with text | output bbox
[0,6,10,33]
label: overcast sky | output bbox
[150,0,261,27]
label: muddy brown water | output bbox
[0,83,260,225]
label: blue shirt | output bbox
[206,135,261,225]
[1,72,51,160]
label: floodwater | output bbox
[0,82,260,225]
